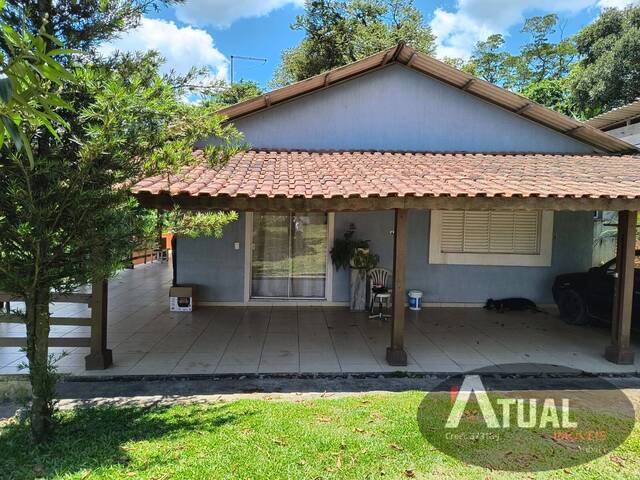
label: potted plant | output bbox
[330,230,379,311]
[330,230,370,270]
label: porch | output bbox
[1,262,639,376]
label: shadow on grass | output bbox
[0,402,249,479]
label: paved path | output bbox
[3,375,640,420]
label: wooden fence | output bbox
[0,281,112,370]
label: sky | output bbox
[98,0,640,91]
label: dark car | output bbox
[552,251,640,326]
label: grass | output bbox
[0,379,30,404]
[0,392,639,479]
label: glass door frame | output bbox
[243,212,334,303]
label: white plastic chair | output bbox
[368,268,392,319]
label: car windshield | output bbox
[603,254,640,273]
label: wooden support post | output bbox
[171,234,178,287]
[387,208,408,366]
[605,211,636,365]
[85,279,113,370]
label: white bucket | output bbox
[408,290,423,311]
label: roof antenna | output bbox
[230,55,267,85]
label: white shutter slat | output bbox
[514,211,541,254]
[441,211,464,253]
[489,211,514,253]
[463,211,490,253]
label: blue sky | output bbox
[99,0,639,90]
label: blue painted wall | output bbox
[175,213,246,303]
[233,65,595,154]
[332,210,593,304]
[178,210,592,304]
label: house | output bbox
[587,99,640,265]
[133,44,640,367]
[587,98,640,148]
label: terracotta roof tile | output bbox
[131,150,640,200]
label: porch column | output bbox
[387,208,408,366]
[85,279,113,370]
[605,210,636,365]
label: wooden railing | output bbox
[0,292,92,349]
[129,248,168,267]
[0,281,112,370]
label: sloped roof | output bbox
[218,44,637,154]
[132,150,640,201]
[586,98,640,131]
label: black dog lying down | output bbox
[484,298,546,314]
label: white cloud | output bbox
[175,0,305,28]
[430,0,639,60]
[98,18,228,83]
[598,0,638,7]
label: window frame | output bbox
[428,210,554,267]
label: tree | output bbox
[206,80,263,107]
[1,48,242,442]
[271,0,435,86]
[453,14,580,117]
[1,0,178,53]
[0,1,242,442]
[518,14,576,87]
[571,5,640,116]
[463,34,516,86]
[519,77,577,117]
[0,3,72,162]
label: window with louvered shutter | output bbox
[429,210,553,267]
[440,210,541,255]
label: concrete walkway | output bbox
[3,375,640,421]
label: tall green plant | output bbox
[0,0,242,441]
[0,0,73,163]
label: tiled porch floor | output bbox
[1,262,639,376]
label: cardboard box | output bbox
[169,285,196,312]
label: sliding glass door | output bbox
[251,213,328,299]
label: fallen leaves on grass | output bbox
[369,411,385,422]
[462,409,480,421]
[404,469,416,477]
[325,455,343,474]
[610,455,626,467]
[389,443,404,451]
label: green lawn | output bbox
[0,392,638,479]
